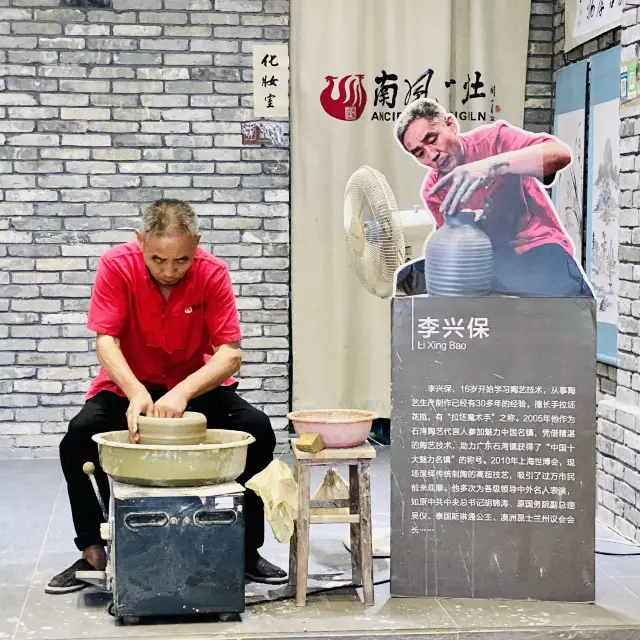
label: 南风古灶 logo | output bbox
[320,74,367,121]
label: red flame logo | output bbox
[320,74,367,121]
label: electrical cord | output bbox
[595,536,640,557]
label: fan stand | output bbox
[343,528,390,558]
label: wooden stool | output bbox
[288,439,376,607]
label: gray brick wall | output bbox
[529,0,619,399]
[551,0,620,400]
[551,0,620,455]
[0,0,290,457]
[524,0,621,134]
[524,0,555,134]
[615,4,640,411]
[524,0,625,534]
[553,0,621,70]
[595,1,638,540]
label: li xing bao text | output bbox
[416,339,468,352]
[415,316,490,352]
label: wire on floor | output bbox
[595,536,640,557]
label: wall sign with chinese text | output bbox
[390,296,596,601]
[252,43,289,118]
[319,68,498,128]
[565,0,623,53]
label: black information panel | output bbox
[390,296,596,602]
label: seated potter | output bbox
[46,198,287,594]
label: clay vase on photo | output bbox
[137,411,207,446]
[424,210,494,297]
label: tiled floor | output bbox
[3,447,640,639]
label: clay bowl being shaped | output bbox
[137,411,207,446]
[92,429,256,487]
[286,409,378,448]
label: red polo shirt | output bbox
[85,241,241,400]
[422,121,574,256]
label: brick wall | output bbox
[524,0,555,134]
[553,0,621,69]
[550,0,620,402]
[0,0,290,458]
[524,0,621,142]
[526,0,620,400]
[522,0,626,534]
[594,0,640,540]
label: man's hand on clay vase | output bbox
[127,388,155,443]
[153,388,189,419]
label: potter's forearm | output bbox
[174,343,242,401]
[489,141,571,180]
[95,334,145,399]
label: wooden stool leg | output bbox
[295,464,311,607]
[349,464,362,586]
[288,459,299,587]
[357,461,374,606]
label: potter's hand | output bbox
[429,159,508,217]
[153,389,188,419]
[127,389,154,444]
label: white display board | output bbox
[565,0,624,53]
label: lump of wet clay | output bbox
[137,412,207,446]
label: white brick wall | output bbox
[0,0,290,457]
[595,0,640,542]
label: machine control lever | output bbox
[83,461,108,522]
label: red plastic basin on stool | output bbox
[286,409,378,448]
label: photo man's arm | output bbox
[430,123,572,216]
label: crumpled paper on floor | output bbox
[246,459,298,543]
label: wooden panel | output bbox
[310,514,360,524]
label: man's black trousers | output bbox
[59,386,276,553]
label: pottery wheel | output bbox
[137,411,207,446]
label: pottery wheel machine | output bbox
[77,412,255,625]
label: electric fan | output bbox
[342,165,434,558]
[344,165,434,298]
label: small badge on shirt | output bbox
[184,307,193,314]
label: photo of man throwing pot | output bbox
[394,98,592,298]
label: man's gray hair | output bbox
[142,198,199,238]
[395,98,448,148]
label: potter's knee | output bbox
[62,409,94,449]
[247,409,276,452]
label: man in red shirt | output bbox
[46,199,287,594]
[394,98,591,297]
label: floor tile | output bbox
[14,587,240,640]
[241,587,457,635]
[0,483,62,562]
[438,595,633,629]
[0,559,38,588]
[8,453,640,639]
[0,585,29,638]
[596,571,640,621]
[611,576,640,601]
[599,555,640,578]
